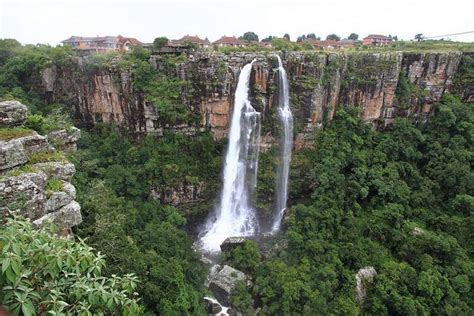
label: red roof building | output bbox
[169,35,210,48]
[213,36,245,47]
[61,35,143,52]
[362,34,393,46]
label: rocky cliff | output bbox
[0,101,82,234]
[40,51,471,144]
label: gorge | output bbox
[1,40,473,315]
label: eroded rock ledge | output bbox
[40,51,471,146]
[0,100,82,234]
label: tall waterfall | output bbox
[271,55,294,233]
[200,61,261,252]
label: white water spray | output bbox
[200,61,261,252]
[271,55,294,233]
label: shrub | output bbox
[0,217,143,315]
[222,240,261,275]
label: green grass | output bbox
[0,127,34,141]
[46,178,63,197]
[7,164,40,177]
[28,150,66,164]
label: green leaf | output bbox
[21,301,35,316]
[2,257,11,273]
[5,266,17,283]
[11,258,21,276]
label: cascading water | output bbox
[271,55,294,233]
[200,61,261,252]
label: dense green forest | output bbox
[0,40,473,315]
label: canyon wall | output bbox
[41,51,471,144]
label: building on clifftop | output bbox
[213,36,245,47]
[362,34,393,46]
[61,35,144,52]
[168,35,210,48]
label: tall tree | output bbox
[348,33,359,40]
[326,33,341,41]
[153,37,169,51]
[240,31,259,42]
[297,35,306,42]
[283,33,291,41]
[261,35,275,43]
[414,33,424,42]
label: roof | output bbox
[61,35,143,45]
[363,34,391,40]
[174,35,209,45]
[305,39,339,47]
[213,36,244,45]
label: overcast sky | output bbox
[1,0,473,45]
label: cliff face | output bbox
[0,101,82,234]
[41,51,470,143]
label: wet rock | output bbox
[47,127,81,152]
[412,227,425,236]
[220,237,246,252]
[33,162,75,181]
[203,297,229,316]
[355,266,377,305]
[209,265,249,306]
[0,100,28,126]
[0,139,28,171]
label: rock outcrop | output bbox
[0,101,82,234]
[47,127,81,152]
[220,237,246,253]
[209,265,251,306]
[150,181,205,205]
[40,51,471,145]
[355,266,377,306]
[0,100,28,126]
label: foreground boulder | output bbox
[209,265,250,306]
[220,237,246,252]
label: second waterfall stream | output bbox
[271,55,294,232]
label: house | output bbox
[304,39,338,49]
[61,35,143,52]
[213,36,245,47]
[362,34,393,46]
[169,35,210,48]
[338,39,356,48]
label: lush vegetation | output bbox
[0,218,143,315]
[234,95,473,314]
[1,39,472,315]
[69,126,224,314]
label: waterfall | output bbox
[200,61,261,252]
[271,55,293,233]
